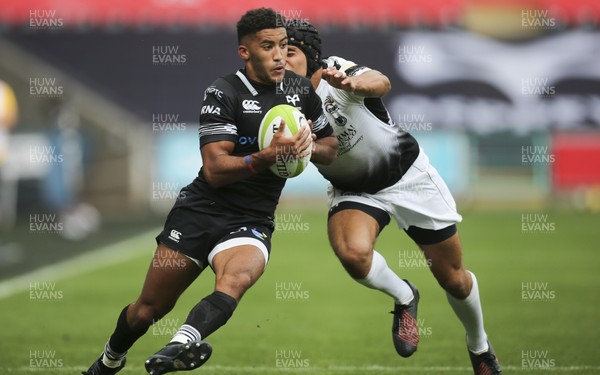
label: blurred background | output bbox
[1,0,599,279]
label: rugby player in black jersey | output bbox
[82,8,337,375]
[284,22,501,375]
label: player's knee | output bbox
[130,302,173,328]
[438,272,470,299]
[334,241,370,265]
[333,244,372,279]
[217,272,254,296]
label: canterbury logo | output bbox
[168,229,182,243]
[242,100,261,111]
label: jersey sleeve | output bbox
[198,78,238,148]
[323,56,372,77]
[305,84,333,139]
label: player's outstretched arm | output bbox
[322,67,391,98]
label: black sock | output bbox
[106,305,149,356]
[184,291,237,339]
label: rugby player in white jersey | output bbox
[284,21,501,375]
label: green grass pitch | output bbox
[1,209,599,374]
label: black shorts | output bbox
[328,201,457,245]
[156,184,273,269]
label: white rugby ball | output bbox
[258,104,311,178]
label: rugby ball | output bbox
[258,104,311,178]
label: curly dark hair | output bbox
[237,7,286,43]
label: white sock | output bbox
[356,250,414,305]
[170,324,201,344]
[101,342,125,368]
[446,271,489,354]
[101,354,123,368]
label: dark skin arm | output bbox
[311,131,338,165]
[201,119,312,187]
[322,67,391,98]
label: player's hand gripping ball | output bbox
[258,104,312,178]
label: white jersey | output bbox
[314,56,419,193]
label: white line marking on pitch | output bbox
[0,228,159,300]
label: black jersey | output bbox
[193,69,332,219]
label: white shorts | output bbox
[327,149,463,231]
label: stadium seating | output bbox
[2,0,599,29]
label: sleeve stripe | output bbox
[199,123,237,137]
[345,65,371,77]
[311,113,329,133]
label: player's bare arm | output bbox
[308,118,338,165]
[322,67,391,97]
[201,120,311,187]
